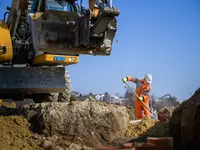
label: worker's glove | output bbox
[138,97,143,101]
[122,77,127,83]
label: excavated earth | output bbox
[0,99,173,150]
[21,100,130,148]
[0,102,42,150]
[169,88,200,150]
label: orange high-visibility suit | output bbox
[126,76,151,119]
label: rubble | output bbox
[169,88,200,150]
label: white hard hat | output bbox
[144,74,152,83]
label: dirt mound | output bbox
[124,118,170,138]
[21,100,130,148]
[0,115,42,150]
[124,118,157,137]
[169,88,200,150]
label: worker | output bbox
[122,74,152,119]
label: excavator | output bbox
[0,0,120,102]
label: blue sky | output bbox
[1,0,199,101]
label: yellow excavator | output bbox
[0,0,120,102]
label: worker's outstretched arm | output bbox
[122,76,139,84]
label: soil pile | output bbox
[21,100,130,148]
[124,118,157,137]
[124,118,170,138]
[169,88,200,150]
[0,115,42,150]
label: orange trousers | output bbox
[135,97,150,119]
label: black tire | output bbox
[33,71,72,103]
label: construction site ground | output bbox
[1,88,200,150]
[0,100,171,150]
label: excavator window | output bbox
[45,0,79,12]
[30,0,80,13]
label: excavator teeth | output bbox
[0,67,66,95]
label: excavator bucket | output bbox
[29,0,120,56]
[30,10,79,54]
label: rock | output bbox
[21,101,130,148]
[169,88,200,150]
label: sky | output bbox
[0,0,200,101]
